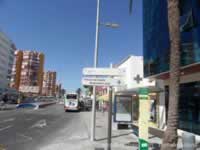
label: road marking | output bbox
[0,118,15,124]
[30,119,47,128]
[17,133,33,141]
[0,125,13,132]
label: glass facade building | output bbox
[143,0,200,77]
[143,0,200,135]
[165,82,200,135]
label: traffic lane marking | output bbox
[30,119,47,129]
[0,125,13,132]
[15,133,33,143]
[0,118,15,124]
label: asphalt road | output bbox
[0,104,89,150]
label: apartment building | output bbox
[11,50,44,95]
[42,71,56,96]
[0,31,16,93]
[55,84,62,98]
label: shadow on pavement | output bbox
[95,132,133,141]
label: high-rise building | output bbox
[0,31,16,93]
[55,83,62,98]
[10,51,23,90]
[143,0,200,135]
[42,71,56,96]
[10,50,44,95]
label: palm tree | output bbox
[161,0,181,150]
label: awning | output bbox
[115,86,164,96]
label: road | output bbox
[0,104,90,150]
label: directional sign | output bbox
[83,68,125,76]
[82,77,123,87]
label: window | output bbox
[165,81,200,135]
[66,94,77,99]
[180,9,198,32]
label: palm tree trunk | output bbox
[161,0,181,150]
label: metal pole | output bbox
[91,0,100,141]
[107,86,112,150]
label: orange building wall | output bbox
[15,51,23,90]
[38,53,45,95]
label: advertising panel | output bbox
[114,95,132,123]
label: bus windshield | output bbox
[66,94,77,99]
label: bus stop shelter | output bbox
[114,86,164,131]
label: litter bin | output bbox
[182,132,196,150]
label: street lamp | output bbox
[91,0,120,142]
[100,22,120,28]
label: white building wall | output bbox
[115,55,155,91]
[0,31,15,92]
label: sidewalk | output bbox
[83,112,163,150]
[89,112,138,150]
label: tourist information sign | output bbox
[138,88,149,150]
[82,77,123,87]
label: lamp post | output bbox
[90,0,100,142]
[91,0,120,142]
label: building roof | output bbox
[113,55,143,68]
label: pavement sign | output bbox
[139,88,150,150]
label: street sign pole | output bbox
[107,86,112,150]
[91,0,100,142]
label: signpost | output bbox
[82,77,123,87]
[138,88,149,150]
[83,68,125,76]
[82,67,125,150]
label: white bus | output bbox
[64,93,80,111]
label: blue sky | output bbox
[0,0,143,91]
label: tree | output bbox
[161,0,181,150]
[83,86,93,96]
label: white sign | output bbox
[19,86,39,93]
[82,77,123,87]
[83,68,125,76]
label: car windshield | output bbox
[66,95,77,99]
